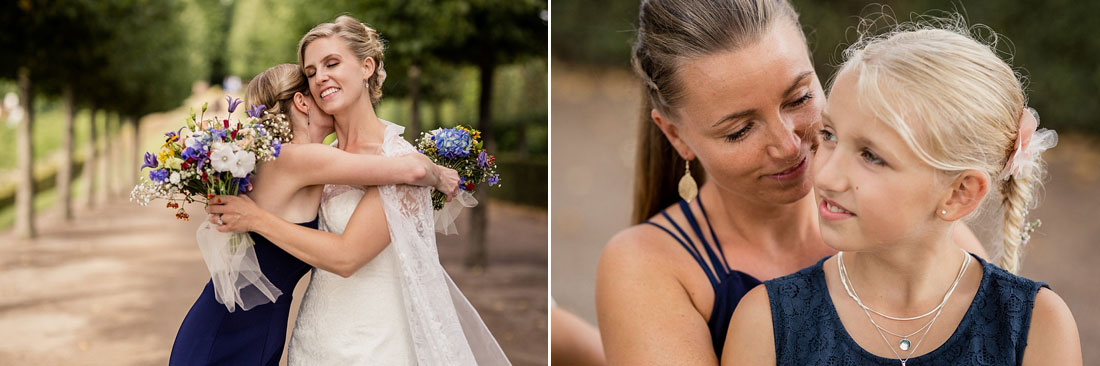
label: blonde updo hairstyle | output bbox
[297,15,387,105]
[835,14,1046,273]
[245,63,307,142]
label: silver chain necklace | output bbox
[837,249,970,365]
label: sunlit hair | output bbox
[834,13,1046,273]
[245,63,307,142]
[629,0,802,224]
[297,15,387,105]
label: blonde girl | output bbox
[723,17,1080,365]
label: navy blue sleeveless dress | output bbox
[170,217,318,366]
[766,254,1048,365]
[647,199,762,358]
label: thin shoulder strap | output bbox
[645,199,733,288]
[695,198,732,274]
[645,214,720,288]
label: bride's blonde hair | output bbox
[834,13,1047,273]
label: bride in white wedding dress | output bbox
[207,15,509,365]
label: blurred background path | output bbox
[0,194,547,365]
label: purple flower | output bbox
[211,129,227,141]
[247,105,266,118]
[141,152,158,170]
[477,151,489,168]
[149,169,169,183]
[226,95,243,113]
[488,174,500,186]
[273,140,282,158]
[181,146,202,161]
[237,175,252,193]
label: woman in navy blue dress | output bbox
[595,1,987,364]
[169,64,459,365]
[723,20,1080,365]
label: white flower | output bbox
[210,142,237,172]
[169,172,181,184]
[231,150,256,178]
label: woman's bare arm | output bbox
[596,226,718,365]
[208,191,391,277]
[275,143,458,197]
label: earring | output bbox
[940,209,947,215]
[678,159,698,203]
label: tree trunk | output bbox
[130,116,141,186]
[432,101,443,130]
[106,112,119,197]
[465,59,496,270]
[14,67,36,239]
[407,64,421,141]
[58,85,75,221]
[83,107,98,209]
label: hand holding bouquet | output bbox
[130,95,290,312]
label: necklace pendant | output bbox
[899,338,911,351]
[901,362,906,366]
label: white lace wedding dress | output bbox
[287,121,510,365]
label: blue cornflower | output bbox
[211,129,227,141]
[141,152,158,170]
[433,128,472,159]
[488,174,500,186]
[247,105,266,119]
[149,169,169,183]
[237,175,252,193]
[226,95,243,113]
[181,146,202,161]
[273,140,282,158]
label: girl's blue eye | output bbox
[861,149,885,165]
[818,129,835,143]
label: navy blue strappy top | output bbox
[646,199,762,358]
[766,255,1048,365]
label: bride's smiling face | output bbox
[301,36,375,116]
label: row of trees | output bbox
[1,0,210,238]
[3,0,546,269]
[552,0,1100,135]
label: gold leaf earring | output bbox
[679,159,698,202]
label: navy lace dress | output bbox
[170,218,318,365]
[766,254,1047,365]
[647,199,762,358]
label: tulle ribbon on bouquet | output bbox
[434,190,478,235]
[196,215,282,312]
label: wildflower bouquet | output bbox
[415,125,501,235]
[130,95,290,312]
[415,125,502,210]
[130,96,285,221]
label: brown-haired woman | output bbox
[595,0,986,364]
